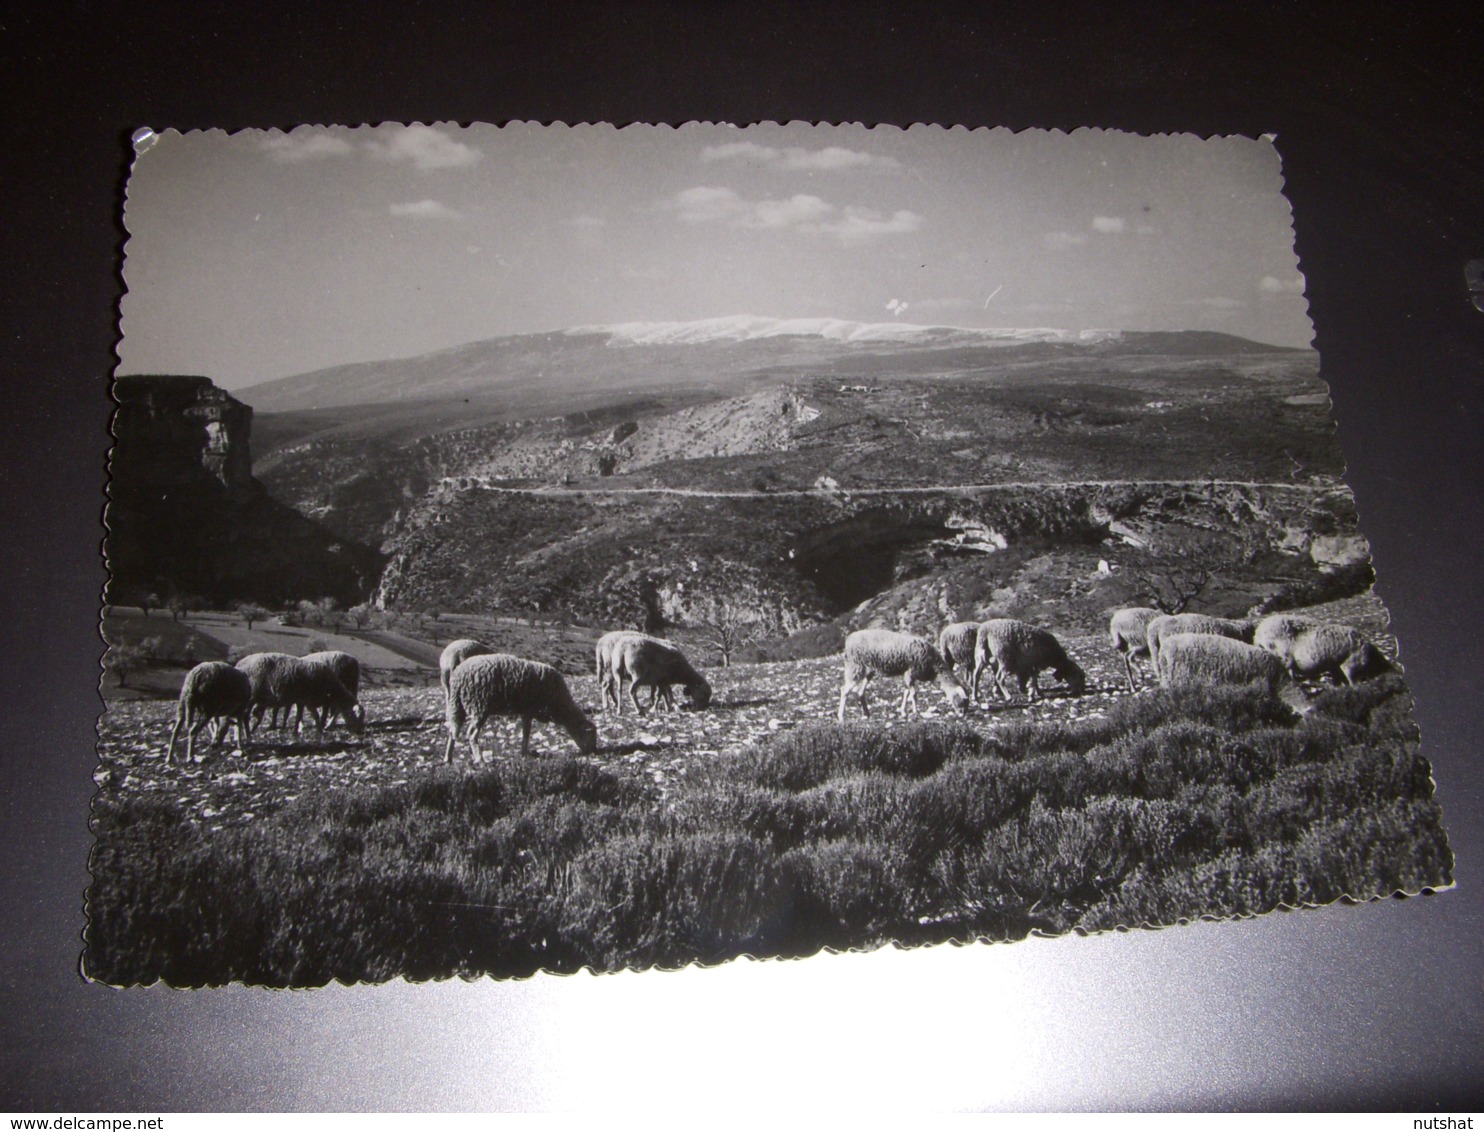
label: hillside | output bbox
[153,317,1363,643]
[240,317,1306,419]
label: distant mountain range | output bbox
[238,316,1306,418]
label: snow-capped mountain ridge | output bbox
[565,315,1123,348]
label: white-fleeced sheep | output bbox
[443,653,599,762]
[594,630,647,711]
[234,651,364,740]
[1108,606,1162,692]
[1264,620,1395,685]
[440,638,494,700]
[1250,614,1326,671]
[937,621,986,698]
[1145,613,1254,668]
[612,634,712,714]
[838,628,968,722]
[166,661,253,765]
[1155,632,1294,698]
[973,619,1087,703]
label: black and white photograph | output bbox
[89,121,1454,988]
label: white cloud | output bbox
[261,133,354,163]
[817,206,923,244]
[1044,231,1089,251]
[751,194,835,228]
[389,199,464,221]
[700,141,901,172]
[674,186,751,224]
[886,298,908,316]
[1259,274,1306,294]
[365,125,480,170]
[670,187,921,244]
[1091,216,1126,234]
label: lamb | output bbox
[440,638,493,700]
[937,621,989,698]
[1256,618,1395,685]
[1108,606,1162,692]
[594,630,646,712]
[165,662,253,765]
[443,653,599,762]
[1155,632,1294,699]
[611,634,712,714]
[973,619,1086,703]
[838,628,968,722]
[234,651,364,740]
[1145,613,1254,669]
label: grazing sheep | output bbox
[1145,613,1254,668]
[235,651,364,740]
[1155,632,1294,698]
[594,630,647,711]
[165,662,252,765]
[838,628,968,722]
[1108,606,1163,692]
[973,619,1086,703]
[440,638,493,700]
[443,653,598,762]
[937,621,988,698]
[612,634,712,714]
[1251,613,1327,670]
[299,650,365,731]
[1288,622,1395,685]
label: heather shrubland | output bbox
[86,674,1450,986]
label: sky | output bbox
[117,122,1315,390]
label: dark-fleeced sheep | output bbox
[838,628,968,722]
[937,621,985,697]
[1145,613,1254,668]
[612,634,711,714]
[1268,620,1395,685]
[973,619,1086,703]
[299,650,364,731]
[1155,631,1294,698]
[440,638,494,700]
[166,661,253,765]
[443,652,599,762]
[235,651,364,740]
[1108,606,1162,692]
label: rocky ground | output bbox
[93,595,1400,837]
[93,635,1137,835]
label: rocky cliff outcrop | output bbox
[106,375,385,607]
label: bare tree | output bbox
[690,595,792,667]
[1123,526,1263,614]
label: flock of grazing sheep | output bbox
[159,607,1395,767]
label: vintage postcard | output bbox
[90,122,1453,986]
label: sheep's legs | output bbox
[837,671,871,722]
[165,709,186,765]
[520,715,533,757]
[1122,652,1138,693]
[899,677,919,718]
